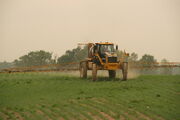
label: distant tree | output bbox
[74,46,88,62]
[127,52,138,68]
[161,58,169,65]
[14,50,53,67]
[57,46,87,64]
[129,52,138,62]
[139,54,157,67]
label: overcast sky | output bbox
[0,0,180,62]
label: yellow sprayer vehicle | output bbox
[79,42,129,81]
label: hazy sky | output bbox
[0,0,180,62]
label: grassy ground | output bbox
[0,72,179,120]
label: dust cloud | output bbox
[127,69,140,79]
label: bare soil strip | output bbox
[13,111,24,120]
[79,103,103,120]
[85,100,115,120]
[124,112,138,120]
[119,115,126,120]
[2,108,24,120]
[134,111,152,120]
[36,109,52,120]
[92,98,155,120]
[87,112,102,120]
[99,111,115,120]
[0,111,9,120]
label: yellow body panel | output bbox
[93,53,122,70]
[103,63,120,70]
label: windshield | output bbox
[100,44,115,53]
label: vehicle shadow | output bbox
[87,77,125,82]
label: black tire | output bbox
[80,62,87,78]
[122,62,128,80]
[92,64,97,81]
[108,70,116,78]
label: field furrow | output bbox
[0,73,179,120]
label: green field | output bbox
[0,72,179,120]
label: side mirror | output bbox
[116,45,118,50]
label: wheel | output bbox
[80,62,87,78]
[122,62,128,80]
[108,70,116,78]
[92,64,97,81]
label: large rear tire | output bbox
[80,62,87,78]
[92,64,97,81]
[122,62,128,80]
[108,70,116,78]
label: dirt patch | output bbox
[91,98,116,117]
[78,114,88,120]
[135,111,152,120]
[13,111,24,120]
[92,98,152,120]
[80,99,115,120]
[36,110,44,115]
[100,111,114,120]
[87,112,102,120]
[124,112,138,120]
[127,69,140,79]
[155,115,165,120]
[58,117,65,120]
[79,103,102,120]
[22,111,35,119]
[2,108,24,120]
[120,115,126,120]
[36,109,52,120]
[0,111,10,120]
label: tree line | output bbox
[0,46,168,69]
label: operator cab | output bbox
[94,43,116,57]
[94,42,118,63]
[99,44,115,57]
